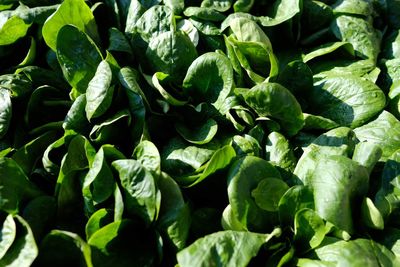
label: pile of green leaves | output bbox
[1,0,400,266]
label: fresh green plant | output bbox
[1,0,400,266]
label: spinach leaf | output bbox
[177,230,280,267]
[314,238,399,266]
[309,75,386,128]
[56,25,102,94]
[134,5,174,42]
[330,15,381,62]
[183,52,233,111]
[227,156,281,231]
[0,89,11,138]
[157,173,190,251]
[112,159,161,225]
[85,60,114,120]
[0,158,43,214]
[0,215,38,267]
[36,230,92,267]
[354,111,400,161]
[310,155,369,234]
[244,82,304,136]
[42,0,99,51]
[146,30,197,82]
[0,215,16,259]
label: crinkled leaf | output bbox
[0,215,38,267]
[227,156,281,231]
[56,25,102,94]
[244,82,304,136]
[183,52,233,110]
[112,159,161,225]
[309,75,386,128]
[42,0,99,51]
[0,89,11,138]
[354,111,400,161]
[85,60,114,120]
[177,230,271,267]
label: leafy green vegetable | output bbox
[177,229,280,267]
[244,82,304,136]
[42,0,99,51]
[1,0,400,265]
[56,25,102,94]
[112,159,161,225]
[227,156,281,231]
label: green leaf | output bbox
[63,94,89,134]
[118,67,147,143]
[277,60,313,95]
[85,60,114,120]
[132,140,161,176]
[332,0,373,17]
[184,7,226,21]
[146,30,197,82]
[382,29,400,60]
[314,238,399,266]
[352,141,382,174]
[221,204,245,231]
[310,155,369,234]
[162,137,215,176]
[164,0,185,14]
[0,158,43,214]
[0,15,30,45]
[361,197,384,230]
[229,17,272,49]
[22,196,57,241]
[36,230,93,267]
[12,131,58,175]
[294,127,358,184]
[0,73,32,98]
[42,0,99,51]
[303,114,339,130]
[88,219,158,267]
[134,5,174,42]
[303,42,354,63]
[201,0,231,12]
[190,18,220,36]
[294,209,327,252]
[85,209,113,240]
[56,25,103,94]
[107,27,132,54]
[354,111,400,161]
[0,215,16,259]
[227,18,278,80]
[244,82,304,136]
[89,109,131,145]
[309,75,386,128]
[112,159,161,225]
[151,72,188,106]
[233,0,254,12]
[175,118,218,145]
[177,230,274,267]
[265,131,297,178]
[176,145,236,187]
[251,178,289,212]
[0,215,38,267]
[278,185,314,226]
[0,89,12,139]
[183,52,233,110]
[157,173,190,251]
[82,147,115,214]
[227,156,281,231]
[330,15,381,62]
[232,134,261,157]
